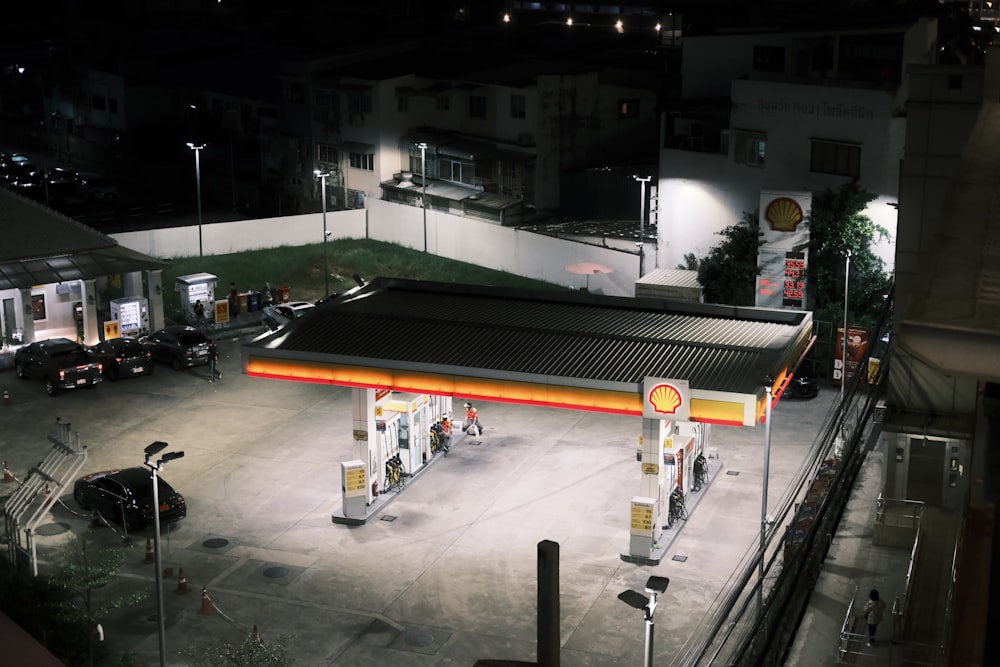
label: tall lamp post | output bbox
[618,576,669,667]
[415,142,428,252]
[633,175,651,278]
[841,249,852,401]
[143,442,185,667]
[186,143,206,257]
[314,170,333,298]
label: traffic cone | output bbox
[176,568,190,594]
[2,461,14,483]
[2,388,10,406]
[199,587,214,615]
[144,538,154,563]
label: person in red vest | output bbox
[462,402,484,435]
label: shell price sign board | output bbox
[643,377,690,422]
[756,190,812,309]
[630,497,656,536]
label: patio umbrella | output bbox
[564,261,614,291]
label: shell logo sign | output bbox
[764,197,804,233]
[643,377,690,421]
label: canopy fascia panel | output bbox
[245,356,759,425]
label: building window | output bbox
[618,99,639,118]
[734,130,766,166]
[349,152,374,171]
[948,74,963,90]
[753,45,785,73]
[397,94,409,112]
[315,88,334,108]
[348,90,373,114]
[439,157,475,186]
[510,94,526,119]
[317,144,338,163]
[469,95,487,119]
[92,95,106,111]
[108,97,118,114]
[437,95,450,111]
[810,139,861,178]
[285,82,305,104]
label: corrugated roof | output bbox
[245,278,811,396]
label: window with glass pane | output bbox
[317,144,338,163]
[511,94,526,119]
[349,152,374,171]
[810,140,861,177]
[439,157,475,186]
[469,95,487,119]
[734,130,766,166]
[618,99,639,118]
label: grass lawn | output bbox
[150,238,562,322]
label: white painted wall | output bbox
[112,200,645,298]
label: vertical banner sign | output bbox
[832,326,871,388]
[756,190,812,309]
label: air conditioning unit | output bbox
[873,399,888,423]
[349,113,365,126]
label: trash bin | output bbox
[247,291,261,312]
[276,286,290,303]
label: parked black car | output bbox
[73,467,186,531]
[86,337,154,380]
[783,374,819,400]
[13,337,103,396]
[143,325,214,370]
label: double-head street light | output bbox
[314,169,333,298]
[186,143,206,257]
[618,575,669,667]
[143,441,185,667]
[415,142,428,252]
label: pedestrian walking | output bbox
[209,345,222,382]
[863,588,887,646]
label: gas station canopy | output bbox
[242,278,814,427]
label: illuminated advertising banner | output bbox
[756,191,812,309]
[832,326,870,388]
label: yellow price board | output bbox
[630,503,654,532]
[345,467,366,492]
[642,463,659,476]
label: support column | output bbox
[351,387,379,506]
[146,270,165,333]
[81,279,99,344]
[18,288,35,343]
[629,418,669,559]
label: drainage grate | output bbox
[262,566,289,579]
[203,538,230,549]
[403,630,435,647]
[382,515,397,522]
[726,470,740,476]
[672,554,688,563]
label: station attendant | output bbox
[462,402,484,435]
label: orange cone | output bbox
[176,568,190,594]
[199,587,214,615]
[144,538,154,563]
[2,461,14,483]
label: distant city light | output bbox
[566,17,573,26]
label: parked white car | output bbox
[261,301,316,331]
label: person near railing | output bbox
[863,589,887,647]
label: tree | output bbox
[806,180,892,329]
[679,212,762,306]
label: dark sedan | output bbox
[144,325,214,370]
[86,337,154,380]
[73,467,186,531]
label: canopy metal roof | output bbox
[0,189,168,291]
[243,278,814,424]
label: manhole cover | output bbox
[203,538,229,549]
[381,515,397,522]
[672,555,688,562]
[403,630,435,647]
[262,566,289,579]
[35,522,70,536]
[726,470,740,476]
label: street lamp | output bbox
[314,170,333,298]
[633,175,651,277]
[415,142,428,252]
[186,143,206,256]
[841,249,852,400]
[143,441,185,667]
[618,576,669,667]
